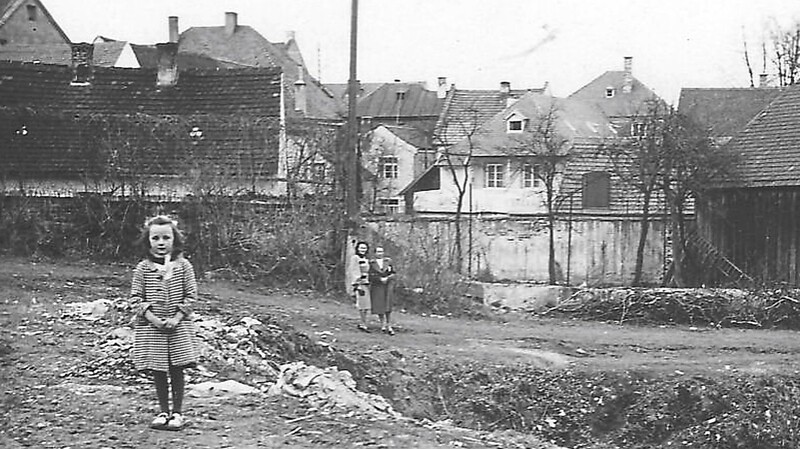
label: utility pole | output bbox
[344,0,360,224]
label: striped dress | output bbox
[131,256,199,372]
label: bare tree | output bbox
[758,18,800,86]
[598,98,667,286]
[284,118,340,202]
[432,104,483,273]
[504,101,573,284]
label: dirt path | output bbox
[2,258,800,448]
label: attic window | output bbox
[396,91,406,101]
[605,87,615,98]
[632,122,646,137]
[380,156,398,179]
[27,5,37,21]
[508,119,524,133]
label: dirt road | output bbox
[2,258,799,448]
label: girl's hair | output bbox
[136,215,185,257]
[355,240,370,255]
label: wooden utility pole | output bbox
[345,0,360,223]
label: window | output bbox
[27,5,37,21]
[523,163,542,188]
[486,164,505,188]
[380,156,398,179]
[379,198,401,214]
[605,87,615,98]
[632,122,646,137]
[507,119,524,132]
[395,91,406,101]
[310,162,326,181]
[582,171,610,209]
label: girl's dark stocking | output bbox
[169,366,185,414]
[153,371,170,413]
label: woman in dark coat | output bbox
[369,246,396,335]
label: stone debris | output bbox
[61,299,113,321]
[268,361,399,418]
[188,379,260,397]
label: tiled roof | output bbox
[179,25,342,119]
[0,60,282,179]
[434,86,545,146]
[569,71,657,118]
[357,82,441,118]
[453,92,615,157]
[130,44,241,70]
[721,84,800,188]
[677,87,782,138]
[0,41,131,66]
[381,124,431,149]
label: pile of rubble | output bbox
[60,300,331,386]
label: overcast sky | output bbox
[46,0,800,104]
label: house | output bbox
[0,0,68,45]
[176,13,342,120]
[694,84,800,285]
[361,124,435,214]
[388,57,670,285]
[357,80,444,134]
[0,37,142,68]
[0,43,285,198]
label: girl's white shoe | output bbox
[150,412,169,428]
[166,413,184,430]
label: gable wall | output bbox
[0,0,67,44]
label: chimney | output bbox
[70,42,94,84]
[225,12,238,37]
[156,42,179,86]
[168,16,179,43]
[293,65,307,115]
[286,30,296,42]
[500,81,511,94]
[622,56,633,93]
[437,76,448,99]
[759,73,769,88]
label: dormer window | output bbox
[505,112,527,133]
[605,87,615,98]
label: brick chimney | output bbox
[500,81,511,94]
[437,76,448,99]
[293,65,307,115]
[759,73,769,88]
[622,56,633,94]
[156,42,179,86]
[168,16,179,43]
[70,42,94,84]
[225,12,238,37]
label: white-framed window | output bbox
[485,163,505,188]
[507,119,524,133]
[523,163,542,188]
[380,156,398,179]
[605,87,615,98]
[632,122,646,137]
[379,198,401,214]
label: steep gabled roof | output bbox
[357,82,441,119]
[381,124,432,149]
[434,85,546,147]
[179,23,342,119]
[721,84,800,188]
[678,87,782,139]
[130,44,243,70]
[569,70,657,118]
[0,61,282,179]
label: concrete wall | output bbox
[367,215,668,286]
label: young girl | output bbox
[131,215,199,430]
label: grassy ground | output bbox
[2,257,800,448]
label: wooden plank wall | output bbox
[698,188,800,285]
